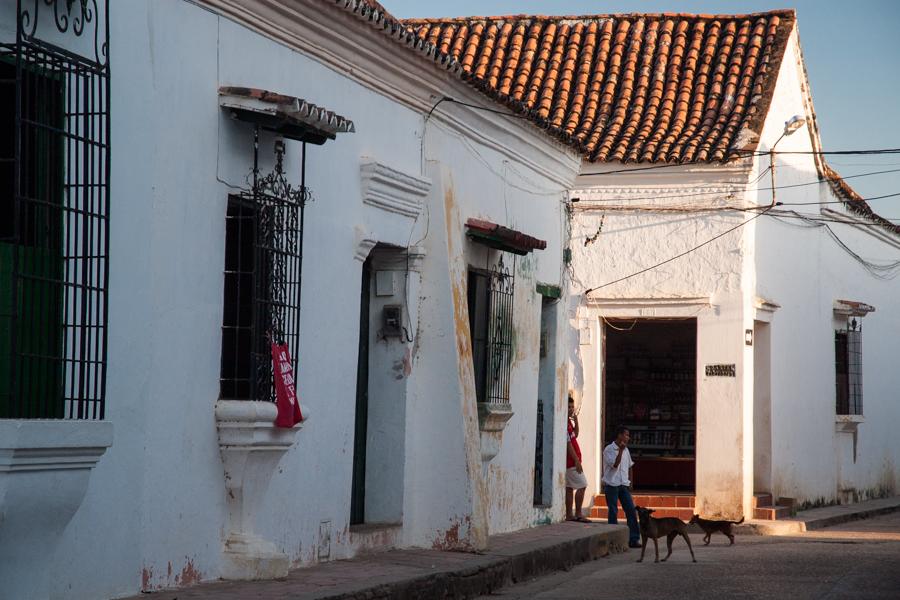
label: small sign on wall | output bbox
[705,364,736,377]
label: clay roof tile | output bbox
[399,9,796,163]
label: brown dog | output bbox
[635,506,697,563]
[689,514,745,545]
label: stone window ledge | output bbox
[835,414,864,433]
[0,419,113,600]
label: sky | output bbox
[386,1,900,219]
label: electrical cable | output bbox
[766,211,900,278]
[776,191,900,206]
[583,206,775,294]
[571,189,900,214]
[601,316,637,331]
[575,168,900,204]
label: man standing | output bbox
[565,395,590,522]
[603,426,641,547]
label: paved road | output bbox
[478,512,900,599]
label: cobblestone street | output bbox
[477,512,900,599]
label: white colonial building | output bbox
[403,9,900,521]
[0,1,581,598]
[559,13,900,520]
[1,3,897,600]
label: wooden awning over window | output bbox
[219,86,355,145]
[465,218,546,255]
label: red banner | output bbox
[271,342,303,427]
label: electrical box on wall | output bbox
[375,271,395,296]
[382,305,402,337]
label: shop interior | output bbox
[603,318,696,491]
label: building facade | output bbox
[563,13,900,519]
[404,9,900,520]
[0,1,580,598]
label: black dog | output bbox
[635,506,697,563]
[689,514,745,545]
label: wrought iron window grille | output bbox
[468,252,515,405]
[219,126,307,402]
[0,0,110,419]
[835,317,863,416]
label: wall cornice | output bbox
[195,0,581,188]
[571,185,749,199]
[360,159,430,219]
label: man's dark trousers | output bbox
[604,484,640,544]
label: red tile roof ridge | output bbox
[823,163,900,235]
[402,10,797,25]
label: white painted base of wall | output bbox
[0,419,113,600]
[222,532,290,580]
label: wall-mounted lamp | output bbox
[745,329,754,346]
[783,115,807,137]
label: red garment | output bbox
[272,342,303,427]
[566,419,581,468]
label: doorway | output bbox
[533,295,558,506]
[753,321,772,494]
[603,319,696,491]
[350,245,408,527]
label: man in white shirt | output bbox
[602,425,641,548]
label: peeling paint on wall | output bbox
[140,558,203,591]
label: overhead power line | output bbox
[576,168,900,204]
[572,190,900,214]
[427,96,900,168]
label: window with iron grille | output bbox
[219,138,304,402]
[467,253,514,404]
[835,319,863,416]
[0,1,110,419]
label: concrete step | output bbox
[591,506,695,521]
[592,494,695,508]
[738,496,900,536]
[754,505,792,520]
[753,492,773,508]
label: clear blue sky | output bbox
[388,1,900,218]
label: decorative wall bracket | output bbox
[360,160,430,219]
[477,402,514,462]
[0,420,113,600]
[215,400,306,580]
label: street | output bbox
[478,512,900,599]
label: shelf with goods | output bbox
[604,348,696,459]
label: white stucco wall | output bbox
[753,30,900,508]
[568,163,757,518]
[569,22,900,522]
[0,2,580,598]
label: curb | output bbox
[736,497,900,536]
[319,526,629,600]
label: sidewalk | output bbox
[119,521,628,600]
[738,495,900,536]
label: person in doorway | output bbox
[603,425,641,548]
[565,394,590,523]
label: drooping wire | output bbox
[583,206,776,294]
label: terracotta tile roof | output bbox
[823,164,900,235]
[402,11,795,163]
[465,218,547,254]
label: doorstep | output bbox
[737,496,900,536]
[117,521,629,600]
